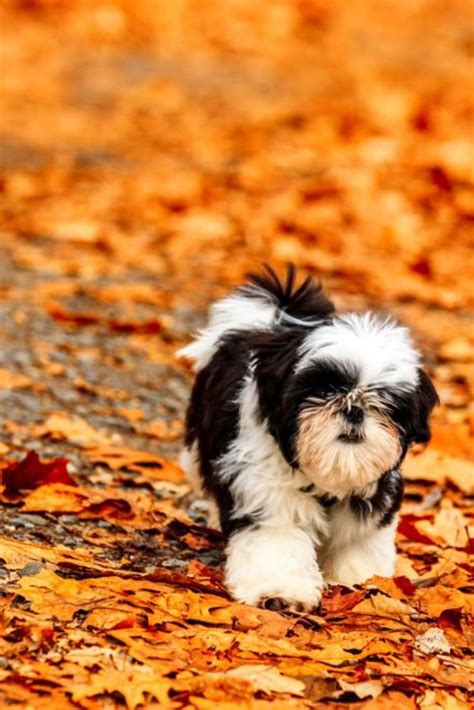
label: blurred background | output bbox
[0,0,472,459]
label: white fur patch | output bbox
[177,293,277,372]
[321,511,398,586]
[218,376,328,539]
[226,525,324,608]
[297,313,420,388]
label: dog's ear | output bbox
[253,330,306,465]
[409,368,439,444]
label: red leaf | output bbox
[398,516,436,546]
[47,303,100,326]
[439,607,463,631]
[87,498,133,518]
[465,538,474,555]
[1,451,75,493]
[430,165,452,192]
[393,576,417,597]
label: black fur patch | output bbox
[253,326,309,463]
[184,333,255,537]
[317,492,337,509]
[386,369,439,449]
[244,263,335,321]
[411,369,439,444]
[350,469,404,528]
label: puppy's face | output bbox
[296,368,404,495]
[280,315,438,496]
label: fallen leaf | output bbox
[118,407,145,422]
[416,503,470,548]
[221,664,305,696]
[404,449,474,495]
[70,666,171,708]
[438,607,464,632]
[85,444,185,482]
[438,337,473,362]
[414,628,452,655]
[33,412,111,446]
[1,451,75,493]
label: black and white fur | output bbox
[178,266,438,611]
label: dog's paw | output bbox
[227,571,323,612]
[261,596,319,614]
[225,526,324,612]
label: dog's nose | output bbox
[344,405,364,424]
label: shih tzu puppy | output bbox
[178,266,438,611]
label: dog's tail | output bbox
[244,264,334,323]
[177,264,334,372]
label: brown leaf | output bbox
[70,666,171,708]
[321,587,367,614]
[85,444,185,482]
[32,412,111,446]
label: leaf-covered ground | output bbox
[0,1,472,708]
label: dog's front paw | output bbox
[228,572,323,612]
[261,594,320,614]
[225,526,324,612]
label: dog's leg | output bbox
[180,444,220,529]
[225,524,324,612]
[321,471,402,586]
[321,519,397,586]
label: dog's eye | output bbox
[317,382,348,398]
[313,387,333,399]
[305,388,336,405]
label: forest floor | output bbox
[0,1,472,708]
